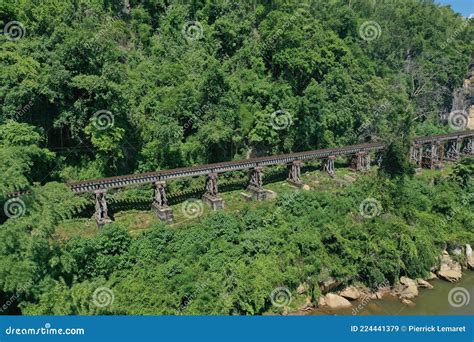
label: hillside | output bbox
[0,0,473,316]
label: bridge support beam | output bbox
[437,141,445,163]
[322,156,336,176]
[247,167,268,201]
[464,137,474,155]
[350,152,370,172]
[443,139,461,161]
[151,181,173,223]
[202,172,224,210]
[287,161,303,187]
[410,144,423,168]
[421,143,442,169]
[94,190,112,228]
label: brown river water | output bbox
[308,272,474,316]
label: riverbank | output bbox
[304,271,474,316]
[294,249,474,316]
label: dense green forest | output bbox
[0,0,473,315]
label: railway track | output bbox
[3,130,472,199]
[67,130,474,194]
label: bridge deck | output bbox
[67,130,474,194]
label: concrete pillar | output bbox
[446,139,461,161]
[463,137,474,155]
[410,144,423,167]
[362,153,371,171]
[202,172,224,210]
[322,156,336,176]
[436,141,445,163]
[94,190,112,228]
[422,142,441,169]
[287,161,303,187]
[350,152,369,172]
[422,143,433,169]
[151,181,173,223]
[246,166,268,200]
[409,144,416,163]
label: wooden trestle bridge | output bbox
[58,130,473,227]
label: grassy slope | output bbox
[55,162,455,240]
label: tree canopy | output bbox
[0,0,473,316]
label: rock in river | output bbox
[397,277,418,299]
[437,270,462,282]
[340,286,361,300]
[323,293,352,309]
[437,254,462,282]
[416,278,433,289]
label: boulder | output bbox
[319,277,340,293]
[448,244,462,256]
[302,184,311,191]
[416,279,433,289]
[370,292,382,300]
[400,276,416,286]
[451,247,462,256]
[400,285,418,299]
[340,286,361,300]
[297,282,309,295]
[466,244,474,269]
[323,293,352,309]
[437,270,462,282]
[370,286,390,300]
[397,277,418,299]
[317,296,326,307]
[437,253,462,282]
[378,286,391,297]
[426,272,438,280]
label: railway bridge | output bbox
[64,130,474,227]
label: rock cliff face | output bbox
[468,105,474,130]
[451,61,473,129]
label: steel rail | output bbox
[67,130,474,194]
[413,130,473,144]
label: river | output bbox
[309,272,474,316]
